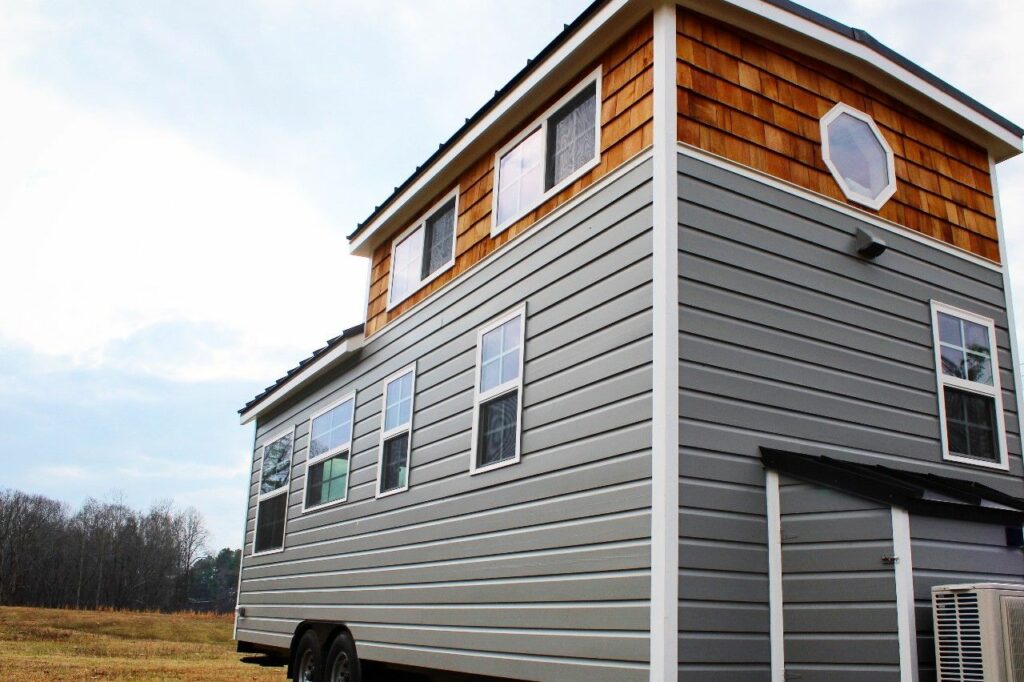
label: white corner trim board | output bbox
[891,507,918,682]
[651,2,680,680]
[765,469,785,682]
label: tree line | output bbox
[0,488,240,613]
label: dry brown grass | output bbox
[0,606,285,681]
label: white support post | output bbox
[651,1,680,680]
[765,470,785,682]
[891,507,918,682]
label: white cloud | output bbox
[0,62,367,383]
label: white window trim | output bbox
[252,427,295,556]
[820,102,897,211]
[386,189,460,310]
[490,68,602,236]
[470,305,527,475]
[930,300,1009,471]
[301,391,357,514]
[376,363,417,498]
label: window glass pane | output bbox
[964,321,991,355]
[310,399,354,458]
[937,313,962,346]
[479,316,522,393]
[496,129,544,225]
[306,452,350,508]
[546,85,597,188]
[478,391,519,467]
[384,372,414,431]
[254,494,287,553]
[966,353,993,385]
[825,112,890,199]
[422,199,456,279]
[940,344,965,379]
[391,227,425,303]
[944,387,999,462]
[381,433,409,492]
[260,434,292,494]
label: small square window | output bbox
[306,452,350,508]
[388,193,459,307]
[254,494,287,554]
[478,391,519,467]
[381,433,410,493]
[943,387,998,462]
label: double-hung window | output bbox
[492,69,601,234]
[377,365,416,497]
[388,192,458,308]
[304,392,356,512]
[253,430,294,554]
[931,302,1008,469]
[471,306,526,473]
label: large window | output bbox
[389,193,458,307]
[304,393,356,512]
[471,306,526,473]
[377,365,416,497]
[931,302,1008,469]
[492,70,601,234]
[253,430,294,554]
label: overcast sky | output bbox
[1,0,1021,551]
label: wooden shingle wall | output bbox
[365,17,654,337]
[676,9,998,262]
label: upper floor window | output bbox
[389,192,458,308]
[377,365,416,497]
[931,302,1008,470]
[493,70,601,233]
[471,306,526,474]
[304,393,356,512]
[820,103,897,211]
[254,430,293,554]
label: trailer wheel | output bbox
[292,630,323,682]
[323,631,360,682]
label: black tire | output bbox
[292,630,323,682]
[323,631,361,682]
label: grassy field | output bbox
[0,606,285,681]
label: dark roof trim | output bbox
[761,0,1024,137]
[239,323,365,417]
[761,447,1024,526]
[347,0,1022,246]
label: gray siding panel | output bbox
[676,151,1024,679]
[236,159,654,681]
[910,515,1024,681]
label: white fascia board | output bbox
[239,333,365,425]
[684,0,1022,161]
[348,0,650,258]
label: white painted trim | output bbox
[930,300,1010,471]
[491,67,603,235]
[240,334,365,425]
[376,364,417,498]
[347,0,641,256]
[386,189,460,311]
[891,506,919,682]
[469,304,527,475]
[233,423,258,639]
[989,155,1024,472]
[765,469,785,682]
[676,142,1004,273]
[650,3,679,680]
[301,391,357,514]
[369,148,654,340]
[819,102,897,211]
[251,427,296,557]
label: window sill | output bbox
[375,484,409,499]
[470,455,521,476]
[942,452,1010,471]
[301,496,349,515]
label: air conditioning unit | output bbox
[932,583,1024,681]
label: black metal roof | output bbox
[347,0,1023,245]
[762,447,1024,525]
[239,323,364,416]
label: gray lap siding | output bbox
[237,158,655,682]
[677,151,1023,678]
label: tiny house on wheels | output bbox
[233,1,1024,680]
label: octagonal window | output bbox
[820,103,897,210]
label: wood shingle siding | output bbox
[365,17,655,337]
[675,9,999,262]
